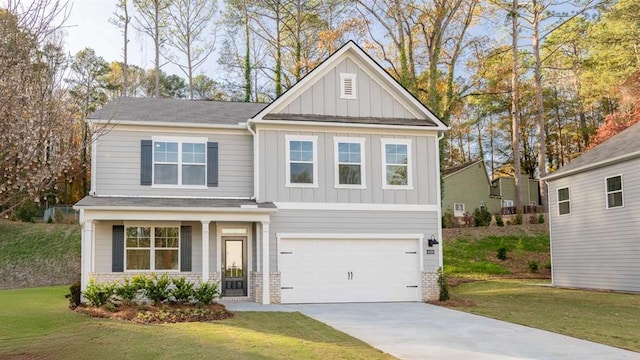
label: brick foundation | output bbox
[90,272,221,285]
[247,271,281,304]
[269,272,281,304]
[422,271,439,301]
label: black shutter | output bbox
[180,226,192,272]
[140,140,153,186]
[207,142,218,187]
[112,225,125,272]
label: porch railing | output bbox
[500,205,542,215]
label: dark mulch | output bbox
[75,303,233,324]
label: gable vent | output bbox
[340,73,357,100]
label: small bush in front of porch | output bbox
[170,277,195,303]
[84,280,114,307]
[142,273,172,305]
[194,281,220,305]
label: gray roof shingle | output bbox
[88,97,268,125]
[547,121,640,180]
[75,196,276,209]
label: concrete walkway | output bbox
[222,301,639,360]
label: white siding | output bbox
[548,159,640,292]
[95,129,253,197]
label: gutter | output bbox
[246,119,258,201]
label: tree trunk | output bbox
[511,0,523,212]
[154,1,160,98]
[532,0,547,211]
[123,1,129,97]
[244,1,251,102]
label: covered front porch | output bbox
[74,196,278,304]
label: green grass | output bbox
[444,234,550,277]
[0,286,394,360]
[451,279,640,352]
[0,220,81,288]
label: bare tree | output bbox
[132,0,170,98]
[165,0,219,99]
[510,0,523,211]
[109,0,132,97]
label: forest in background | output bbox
[1,0,639,218]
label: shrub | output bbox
[114,277,141,305]
[528,260,539,272]
[538,213,545,224]
[543,260,552,270]
[495,214,504,227]
[14,202,40,223]
[473,207,492,227]
[437,267,449,301]
[171,277,195,303]
[66,281,82,309]
[83,280,113,307]
[194,281,220,305]
[528,214,538,224]
[461,212,473,227]
[514,213,523,225]
[143,273,172,305]
[47,215,53,224]
[442,210,457,228]
[496,247,507,260]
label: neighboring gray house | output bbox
[74,42,449,304]
[544,121,640,293]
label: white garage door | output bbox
[279,238,421,304]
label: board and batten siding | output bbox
[443,163,492,215]
[268,209,440,273]
[93,221,219,274]
[276,57,422,119]
[258,129,439,205]
[94,129,253,197]
[548,159,640,292]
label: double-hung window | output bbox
[153,138,206,186]
[557,187,570,215]
[381,139,412,189]
[126,226,179,271]
[335,137,365,188]
[606,175,623,208]
[286,135,318,187]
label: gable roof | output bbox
[444,160,484,177]
[250,41,449,131]
[88,97,267,126]
[544,121,640,181]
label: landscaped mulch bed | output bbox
[75,303,233,324]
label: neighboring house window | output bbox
[334,137,365,188]
[340,73,357,99]
[557,187,570,215]
[125,226,179,271]
[454,203,465,217]
[502,199,514,207]
[286,135,318,187]
[606,175,623,208]
[153,139,206,186]
[381,139,412,189]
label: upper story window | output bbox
[334,137,366,188]
[153,138,206,187]
[286,135,318,187]
[125,226,179,271]
[557,187,570,215]
[340,73,357,99]
[381,138,412,189]
[606,175,623,208]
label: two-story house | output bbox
[75,42,449,304]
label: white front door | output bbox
[279,238,421,304]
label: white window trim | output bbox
[334,137,366,189]
[605,175,624,209]
[285,135,318,188]
[557,186,570,216]
[380,138,413,190]
[454,203,465,217]
[151,136,208,189]
[124,225,181,272]
[339,73,357,100]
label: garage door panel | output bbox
[280,238,421,304]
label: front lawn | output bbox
[450,280,640,352]
[0,286,394,360]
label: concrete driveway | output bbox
[223,301,639,360]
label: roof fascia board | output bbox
[543,150,640,181]
[443,160,484,179]
[91,119,248,130]
[252,119,446,131]
[73,205,277,213]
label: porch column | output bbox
[201,220,210,282]
[261,220,270,304]
[81,220,93,292]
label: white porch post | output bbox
[81,220,93,292]
[261,220,270,304]
[201,221,210,282]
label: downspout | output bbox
[246,120,258,201]
[436,130,445,274]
